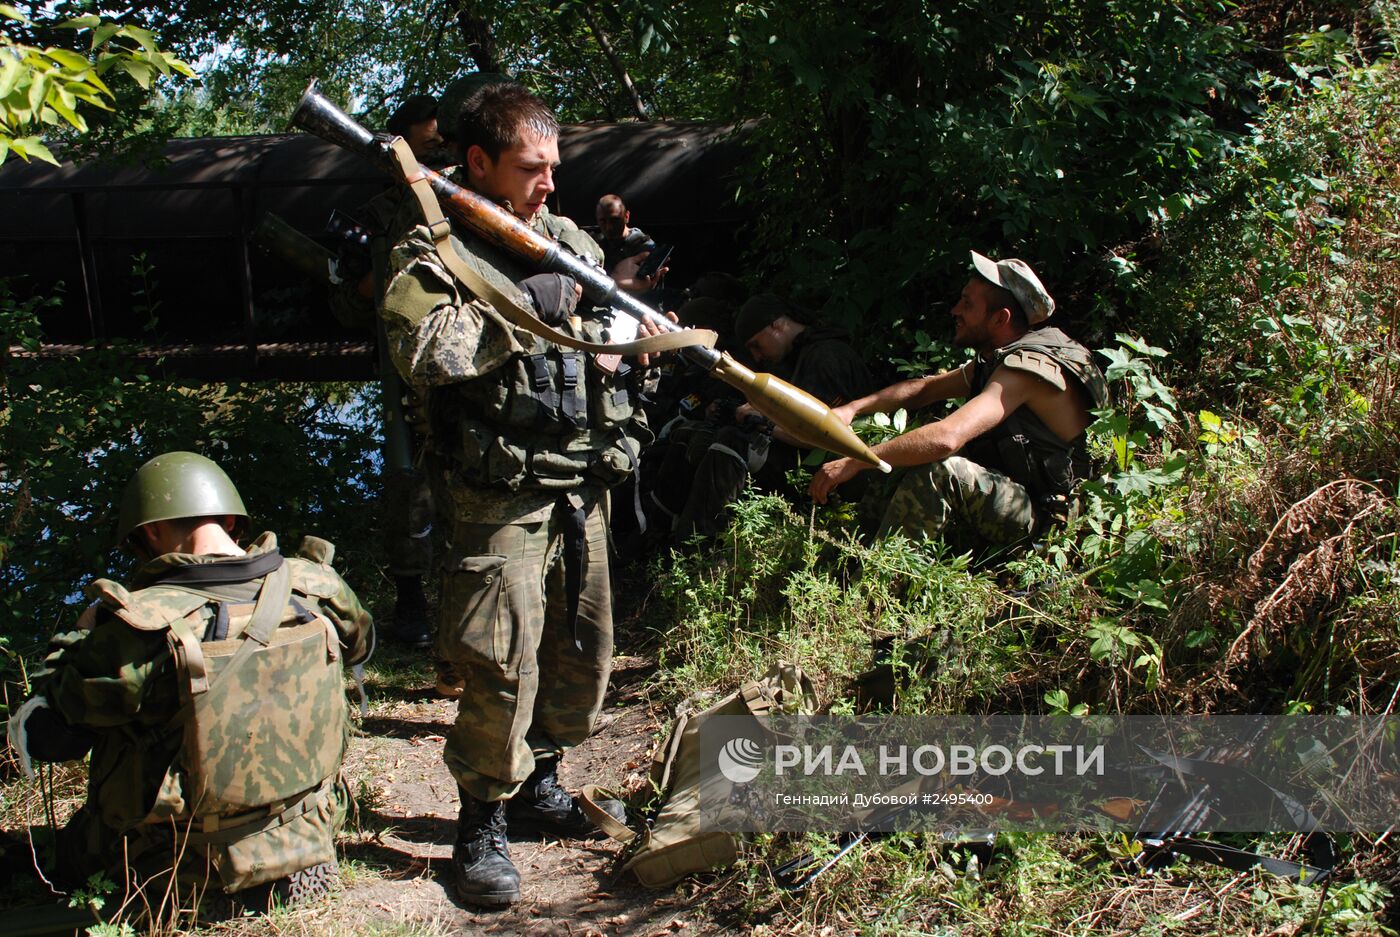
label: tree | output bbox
[0,4,193,163]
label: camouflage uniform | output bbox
[880,327,1109,551]
[378,180,648,802]
[28,533,371,891]
[669,324,874,539]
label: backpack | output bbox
[584,663,815,888]
[158,560,348,891]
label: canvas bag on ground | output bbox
[583,662,815,888]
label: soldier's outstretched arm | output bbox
[809,369,1036,504]
[833,366,973,425]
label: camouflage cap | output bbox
[970,251,1055,324]
[117,451,249,545]
[437,71,513,143]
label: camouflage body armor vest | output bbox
[429,208,652,492]
[88,539,350,891]
[961,327,1110,507]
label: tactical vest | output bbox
[961,327,1110,505]
[88,539,350,891]
[429,207,653,492]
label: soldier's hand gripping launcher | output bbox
[289,81,890,473]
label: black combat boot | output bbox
[392,575,432,648]
[453,791,520,907]
[506,756,627,839]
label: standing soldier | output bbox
[377,82,641,907]
[6,452,373,908]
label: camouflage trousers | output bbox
[439,492,613,802]
[879,456,1038,552]
[381,468,434,577]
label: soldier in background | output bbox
[652,293,874,541]
[594,193,652,274]
[595,193,671,297]
[809,252,1109,553]
[326,93,448,654]
[6,452,372,909]
[386,94,445,163]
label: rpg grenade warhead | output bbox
[116,451,249,545]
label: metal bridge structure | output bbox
[0,122,746,380]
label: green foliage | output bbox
[68,871,115,913]
[651,493,1006,711]
[713,0,1255,347]
[85,925,135,937]
[0,5,192,163]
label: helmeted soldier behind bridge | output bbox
[324,90,455,657]
[6,452,373,909]
[376,80,647,908]
[810,252,1109,553]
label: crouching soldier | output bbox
[7,452,373,909]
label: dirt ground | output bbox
[334,653,734,937]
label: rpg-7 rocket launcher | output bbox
[288,81,889,472]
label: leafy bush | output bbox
[650,493,1011,712]
[722,0,1254,353]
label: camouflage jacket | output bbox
[29,533,371,843]
[378,180,650,523]
[378,185,606,389]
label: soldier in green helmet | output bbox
[809,252,1109,553]
[7,452,373,910]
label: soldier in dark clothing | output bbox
[809,252,1109,553]
[594,194,653,273]
[595,194,670,296]
[651,293,875,541]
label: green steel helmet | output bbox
[116,451,249,545]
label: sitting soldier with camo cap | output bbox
[7,452,372,910]
[809,251,1108,553]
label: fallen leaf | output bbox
[1098,797,1146,822]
